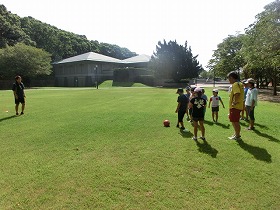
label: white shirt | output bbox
[245,88,258,106]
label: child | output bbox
[189,87,206,140]
[245,78,258,130]
[201,88,208,116]
[208,89,225,123]
[175,88,189,131]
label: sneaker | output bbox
[180,127,185,130]
[246,127,255,130]
[176,124,179,128]
[228,135,241,140]
[20,112,24,115]
[16,112,19,115]
[192,136,197,141]
[182,129,189,132]
[200,137,206,141]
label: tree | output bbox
[0,43,52,79]
[150,40,203,81]
[0,5,34,47]
[242,0,280,95]
[207,34,246,78]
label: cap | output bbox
[194,87,202,93]
[213,89,219,92]
[245,78,255,84]
[176,88,184,93]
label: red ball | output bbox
[163,119,170,127]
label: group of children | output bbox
[175,78,258,141]
[175,86,225,141]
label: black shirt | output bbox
[12,82,25,98]
[190,97,206,118]
[177,94,189,112]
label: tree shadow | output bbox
[237,139,272,163]
[0,115,17,122]
[253,129,280,143]
[194,139,218,158]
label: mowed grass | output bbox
[0,86,279,209]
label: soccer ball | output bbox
[163,119,170,127]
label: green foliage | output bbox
[0,43,52,78]
[242,0,280,94]
[150,40,203,81]
[0,5,35,47]
[0,87,279,209]
[0,4,137,63]
[207,34,246,77]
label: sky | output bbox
[0,0,273,69]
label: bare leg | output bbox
[215,112,218,122]
[21,103,25,113]
[199,120,205,137]
[193,121,198,137]
[15,104,19,114]
[232,122,241,137]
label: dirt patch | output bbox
[257,88,280,103]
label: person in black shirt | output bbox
[189,87,206,140]
[12,75,26,115]
[175,88,189,131]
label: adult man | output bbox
[245,78,258,130]
[227,71,244,140]
[12,75,26,115]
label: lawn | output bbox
[0,85,279,209]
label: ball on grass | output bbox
[163,119,170,127]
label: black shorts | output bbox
[15,97,25,104]
[212,106,219,112]
[193,117,204,122]
[178,110,186,122]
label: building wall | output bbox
[54,61,121,87]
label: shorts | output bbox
[178,110,186,122]
[193,117,204,122]
[229,108,241,122]
[212,106,219,112]
[246,106,255,120]
[15,97,25,104]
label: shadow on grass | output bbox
[254,123,269,129]
[0,115,17,122]
[237,139,272,163]
[253,129,280,143]
[179,129,193,138]
[204,120,230,129]
[195,139,218,158]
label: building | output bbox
[53,52,151,87]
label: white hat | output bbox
[194,87,202,92]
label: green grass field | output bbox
[0,85,279,209]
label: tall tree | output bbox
[242,0,280,95]
[207,34,246,77]
[150,40,203,81]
